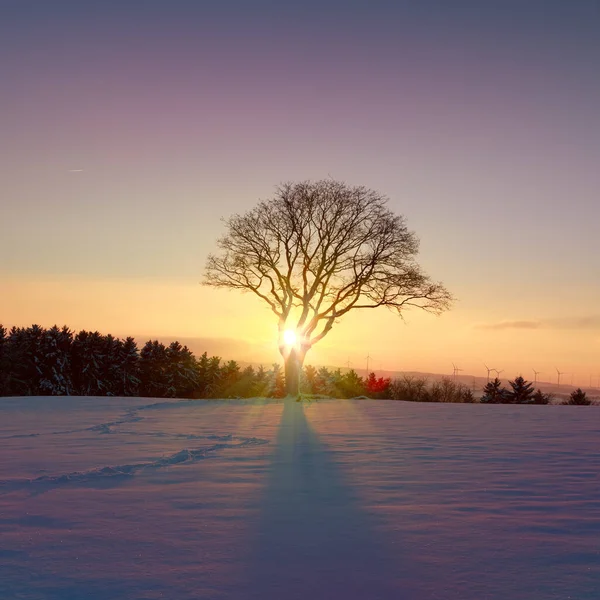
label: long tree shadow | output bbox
[244,400,420,600]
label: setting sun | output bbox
[283,329,297,346]
[3,3,600,598]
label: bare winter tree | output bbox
[204,180,452,396]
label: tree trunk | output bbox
[283,347,305,397]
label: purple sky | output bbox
[2,1,600,381]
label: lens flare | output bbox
[283,329,297,346]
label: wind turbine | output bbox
[366,353,372,376]
[533,369,541,385]
[484,364,495,383]
[556,367,564,388]
[346,358,352,371]
[494,368,504,381]
[452,363,463,381]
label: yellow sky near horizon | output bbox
[2,1,600,391]
[3,274,599,387]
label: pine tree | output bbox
[337,369,365,398]
[118,337,141,396]
[481,377,506,404]
[365,372,378,395]
[0,325,8,396]
[224,365,256,398]
[507,375,535,404]
[315,367,334,396]
[532,388,551,405]
[164,341,200,398]
[269,364,286,398]
[38,325,73,395]
[302,365,318,394]
[365,372,392,398]
[219,360,241,397]
[71,331,107,395]
[567,388,591,405]
[252,365,269,397]
[327,368,346,398]
[462,388,476,403]
[139,340,169,397]
[5,327,26,395]
[197,352,222,397]
[239,365,257,397]
[101,334,121,396]
[7,325,46,395]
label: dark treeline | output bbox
[0,324,595,404]
[0,324,277,398]
[0,324,392,399]
[481,376,593,405]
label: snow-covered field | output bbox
[1,397,599,599]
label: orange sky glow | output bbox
[2,2,600,388]
[3,273,600,387]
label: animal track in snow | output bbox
[0,437,269,492]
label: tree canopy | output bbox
[204,180,452,355]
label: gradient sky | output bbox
[2,1,600,384]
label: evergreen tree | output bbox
[365,372,378,396]
[365,372,391,398]
[326,368,344,398]
[7,325,46,395]
[139,340,169,397]
[315,366,334,396]
[196,352,211,397]
[532,388,551,405]
[507,375,535,404]
[224,365,256,398]
[269,364,286,398]
[164,341,200,398]
[462,388,477,403]
[302,365,318,394]
[481,377,507,404]
[117,337,141,396]
[337,369,365,398]
[71,331,107,395]
[0,325,8,395]
[219,360,241,396]
[5,327,26,395]
[101,334,121,396]
[567,388,591,405]
[252,365,269,397]
[197,352,222,397]
[38,325,73,395]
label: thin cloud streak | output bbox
[475,316,600,331]
[476,320,541,330]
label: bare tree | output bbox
[204,180,452,396]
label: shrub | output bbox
[532,389,551,405]
[389,375,428,402]
[462,388,477,403]
[565,388,591,406]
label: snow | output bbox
[1,397,599,599]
